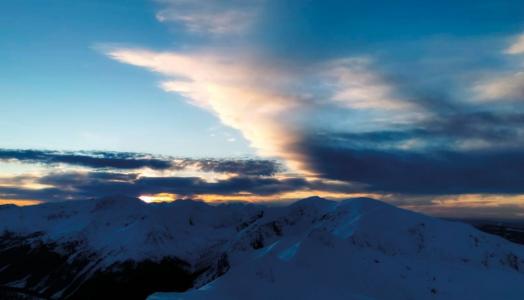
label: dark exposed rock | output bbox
[0,234,198,300]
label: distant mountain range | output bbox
[0,196,523,300]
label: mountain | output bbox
[0,197,523,300]
[0,196,262,299]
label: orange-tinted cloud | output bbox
[0,199,43,206]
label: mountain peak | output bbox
[290,196,336,208]
[338,196,395,209]
[92,195,145,211]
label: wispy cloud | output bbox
[505,33,524,55]
[401,194,524,219]
[154,0,262,36]
[324,58,412,111]
[473,72,524,101]
[473,32,524,102]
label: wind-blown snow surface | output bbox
[0,196,523,299]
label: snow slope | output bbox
[0,196,262,298]
[0,196,260,265]
[0,196,523,300]
[149,197,524,300]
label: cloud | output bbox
[397,194,524,220]
[137,175,309,196]
[194,159,280,176]
[473,72,524,101]
[154,0,262,36]
[105,41,524,193]
[0,149,280,176]
[473,32,524,102]
[107,48,307,172]
[299,132,524,195]
[506,33,524,55]
[0,170,359,202]
[335,112,524,151]
[324,58,412,111]
[106,48,416,175]
[0,149,173,170]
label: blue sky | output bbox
[1,0,249,156]
[2,0,524,219]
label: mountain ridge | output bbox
[0,196,523,299]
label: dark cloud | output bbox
[0,171,340,202]
[422,112,524,143]
[193,159,281,176]
[413,202,524,220]
[300,132,524,195]
[0,149,280,176]
[0,185,72,202]
[333,111,524,149]
[137,176,308,196]
[291,106,524,196]
[0,149,173,170]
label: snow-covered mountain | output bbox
[0,196,523,300]
[0,196,262,299]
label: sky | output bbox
[2,0,524,219]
